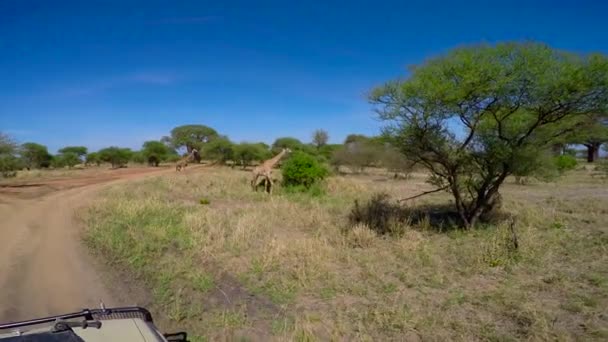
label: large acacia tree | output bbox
[371,42,608,228]
[166,124,218,155]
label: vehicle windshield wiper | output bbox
[51,319,102,333]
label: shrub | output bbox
[554,155,577,172]
[281,152,328,189]
[347,224,377,248]
[0,154,22,178]
[348,193,409,236]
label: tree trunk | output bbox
[551,143,563,156]
[585,143,600,162]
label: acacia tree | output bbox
[141,140,173,166]
[312,129,329,148]
[371,42,608,228]
[166,124,218,156]
[58,146,88,161]
[234,143,270,169]
[271,137,304,153]
[98,147,133,169]
[202,137,234,164]
[20,142,52,169]
[571,114,608,162]
[0,133,22,177]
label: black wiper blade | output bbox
[51,320,102,333]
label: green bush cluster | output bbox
[281,152,328,189]
[554,155,577,172]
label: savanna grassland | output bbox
[82,166,608,341]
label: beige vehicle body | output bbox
[0,307,186,342]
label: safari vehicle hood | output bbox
[0,307,186,342]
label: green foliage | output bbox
[234,143,270,168]
[98,147,133,168]
[555,155,577,172]
[58,146,87,159]
[20,142,52,169]
[331,136,391,173]
[166,154,181,163]
[202,137,234,164]
[0,155,21,177]
[130,151,146,164]
[371,42,608,227]
[56,146,87,167]
[272,137,305,154]
[0,133,21,177]
[312,129,329,148]
[512,149,560,184]
[281,151,328,189]
[167,124,218,152]
[85,152,101,166]
[199,198,211,205]
[344,134,369,145]
[141,140,173,166]
[54,152,81,168]
[318,144,341,160]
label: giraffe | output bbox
[251,148,291,194]
[175,148,199,171]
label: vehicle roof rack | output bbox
[0,306,154,330]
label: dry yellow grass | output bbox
[83,166,608,341]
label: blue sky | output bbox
[1,0,607,153]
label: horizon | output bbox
[1,0,607,153]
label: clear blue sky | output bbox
[1,0,607,152]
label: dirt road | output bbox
[0,167,174,323]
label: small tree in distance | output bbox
[54,152,81,168]
[0,132,22,177]
[141,140,173,166]
[85,152,101,166]
[58,146,88,161]
[234,143,270,169]
[312,129,329,149]
[371,42,608,228]
[98,147,133,169]
[20,142,52,169]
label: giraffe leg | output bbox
[251,173,259,191]
[266,175,274,194]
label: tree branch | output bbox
[398,186,449,202]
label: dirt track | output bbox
[0,167,174,323]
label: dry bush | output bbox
[347,223,377,248]
[348,193,410,236]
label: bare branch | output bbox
[398,186,449,202]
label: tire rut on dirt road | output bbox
[0,167,175,323]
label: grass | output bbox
[82,166,608,340]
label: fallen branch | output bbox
[398,186,448,202]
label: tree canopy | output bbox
[271,137,304,153]
[0,133,22,177]
[234,142,271,168]
[312,129,329,148]
[371,42,608,227]
[98,147,133,168]
[141,140,174,166]
[54,152,81,168]
[202,137,235,164]
[568,114,608,162]
[167,124,218,153]
[58,146,88,159]
[20,142,52,169]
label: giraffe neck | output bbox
[266,150,286,167]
